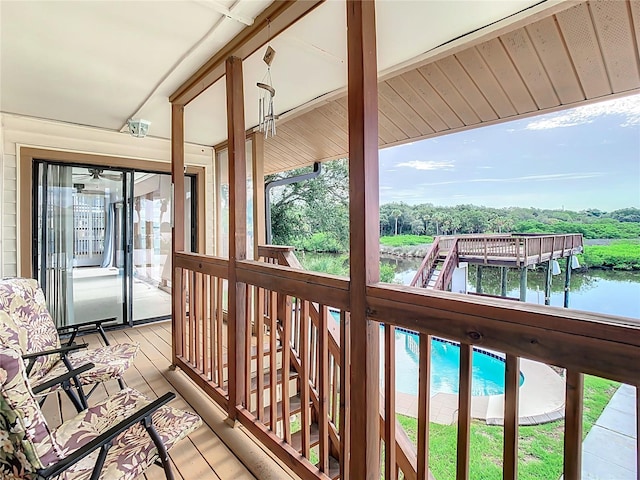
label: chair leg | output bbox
[145,421,175,480]
[62,383,85,413]
[117,376,126,390]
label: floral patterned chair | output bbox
[0,278,139,411]
[0,345,202,479]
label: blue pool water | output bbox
[387,330,524,396]
[329,311,523,396]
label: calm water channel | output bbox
[381,254,640,320]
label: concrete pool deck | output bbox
[395,358,565,425]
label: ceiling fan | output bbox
[73,168,122,182]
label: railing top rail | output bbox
[367,283,640,385]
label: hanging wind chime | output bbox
[258,22,277,138]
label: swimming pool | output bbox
[329,310,523,396]
[388,329,524,396]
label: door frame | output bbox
[19,147,206,278]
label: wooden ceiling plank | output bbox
[335,96,397,144]
[436,56,498,122]
[315,105,349,143]
[377,90,422,138]
[386,75,447,132]
[590,0,640,93]
[631,0,640,54]
[418,63,481,125]
[378,81,434,135]
[378,109,409,143]
[300,105,349,143]
[401,69,463,129]
[500,28,560,109]
[477,38,538,114]
[526,16,585,105]
[280,116,342,157]
[294,113,348,154]
[270,124,323,160]
[453,47,517,118]
[555,3,612,99]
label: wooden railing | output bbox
[434,238,458,291]
[410,237,440,287]
[173,245,639,480]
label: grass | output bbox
[380,234,434,247]
[396,375,619,480]
[580,240,640,270]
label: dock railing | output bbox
[172,243,638,480]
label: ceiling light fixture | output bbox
[127,119,151,138]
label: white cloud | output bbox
[396,160,454,170]
[419,172,606,187]
[526,94,640,130]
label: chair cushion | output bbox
[0,279,61,382]
[52,388,202,480]
[36,343,140,392]
[0,347,63,476]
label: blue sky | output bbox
[379,94,640,211]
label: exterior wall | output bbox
[0,113,215,278]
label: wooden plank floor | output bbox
[41,321,257,480]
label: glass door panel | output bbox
[35,164,126,327]
[131,173,193,322]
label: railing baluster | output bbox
[563,370,584,480]
[636,385,639,480]
[385,324,397,480]
[332,356,339,422]
[417,333,431,480]
[189,270,195,364]
[340,310,351,480]
[195,271,202,371]
[503,354,520,480]
[174,266,184,358]
[256,286,265,421]
[456,343,472,480]
[216,277,224,387]
[245,284,252,411]
[282,295,292,443]
[269,290,278,434]
[204,274,211,379]
[300,300,311,458]
[318,305,330,473]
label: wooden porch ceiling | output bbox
[263,0,640,174]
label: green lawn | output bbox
[396,375,619,480]
[380,234,434,247]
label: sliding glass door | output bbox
[34,162,195,327]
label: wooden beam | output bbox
[347,1,380,478]
[170,1,324,106]
[171,103,185,365]
[226,56,248,421]
[503,354,520,480]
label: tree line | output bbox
[267,159,640,252]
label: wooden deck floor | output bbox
[41,321,259,480]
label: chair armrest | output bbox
[22,343,88,361]
[57,318,116,346]
[23,343,88,376]
[32,363,95,395]
[37,392,176,479]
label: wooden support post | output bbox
[225,56,248,423]
[519,267,527,302]
[476,265,483,294]
[563,370,583,480]
[347,1,380,478]
[544,260,552,306]
[500,267,508,298]
[171,103,185,365]
[564,256,572,308]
